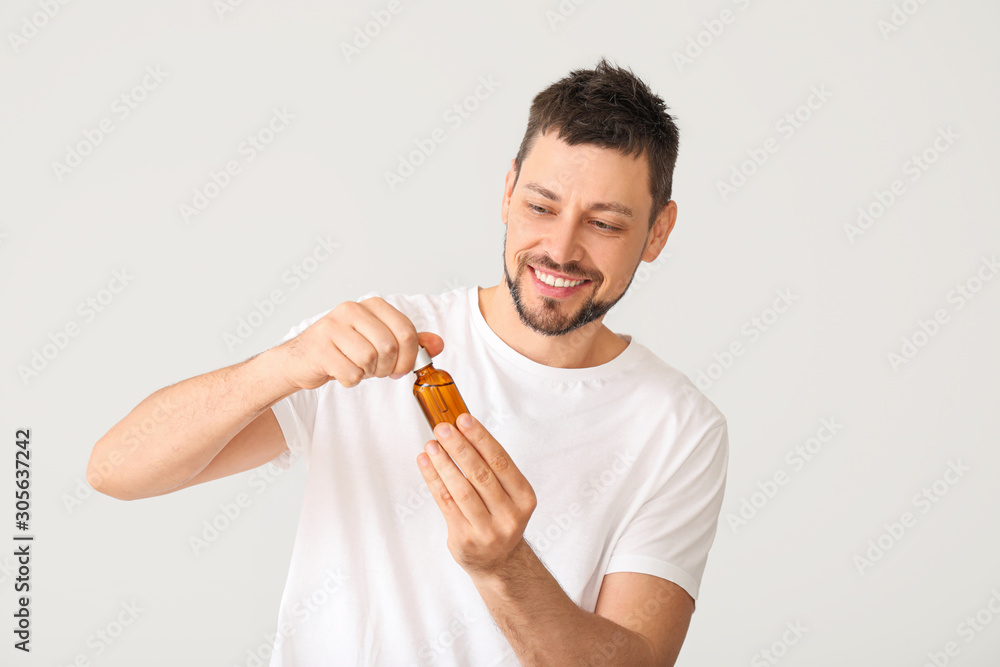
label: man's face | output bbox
[500,130,675,337]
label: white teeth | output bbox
[533,268,585,288]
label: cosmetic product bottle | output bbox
[412,345,469,430]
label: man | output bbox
[88,58,728,666]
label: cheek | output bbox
[503,227,537,264]
[600,253,641,292]
[584,250,621,286]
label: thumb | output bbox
[416,332,444,358]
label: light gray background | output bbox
[3,0,999,665]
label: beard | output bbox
[501,230,636,337]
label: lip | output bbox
[529,264,588,282]
[527,264,591,298]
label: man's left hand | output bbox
[416,412,536,582]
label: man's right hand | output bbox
[88,296,440,500]
[275,296,444,391]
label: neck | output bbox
[476,283,628,369]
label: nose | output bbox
[542,216,585,268]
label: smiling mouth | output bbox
[529,265,591,288]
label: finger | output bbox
[416,449,469,529]
[423,437,492,527]
[416,331,444,358]
[400,331,445,377]
[312,324,380,388]
[357,299,442,378]
[433,420,510,516]
[452,413,535,509]
[352,298,419,378]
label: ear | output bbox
[501,159,518,225]
[641,200,677,262]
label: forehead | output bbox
[520,130,651,209]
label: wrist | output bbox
[469,538,534,593]
[251,345,301,403]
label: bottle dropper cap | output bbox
[412,345,433,373]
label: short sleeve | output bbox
[267,290,383,470]
[605,419,729,603]
[267,317,323,470]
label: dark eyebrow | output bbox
[522,182,634,220]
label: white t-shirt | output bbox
[266,285,728,667]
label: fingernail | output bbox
[436,423,451,438]
[426,441,440,455]
[457,413,473,428]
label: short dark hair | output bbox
[513,57,680,230]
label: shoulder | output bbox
[633,345,729,459]
[633,341,726,426]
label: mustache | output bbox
[520,258,599,283]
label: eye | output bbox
[591,220,620,232]
[527,203,548,214]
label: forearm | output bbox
[471,540,658,667]
[87,346,296,499]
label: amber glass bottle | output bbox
[412,345,469,430]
